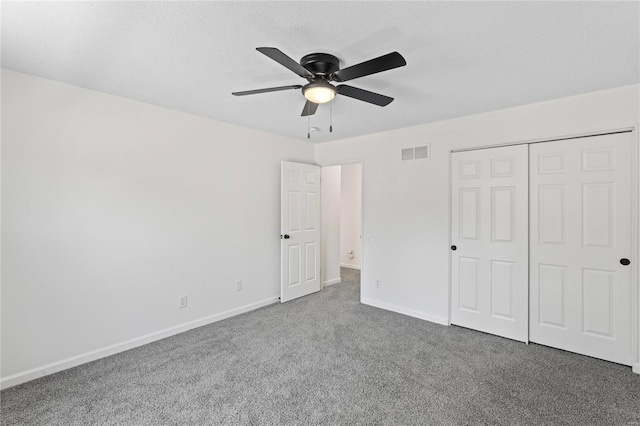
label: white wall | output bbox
[3,70,639,386]
[315,84,640,339]
[320,166,341,286]
[0,70,314,386]
[340,163,362,269]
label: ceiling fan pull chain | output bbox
[307,116,311,139]
[330,106,333,133]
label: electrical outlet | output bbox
[178,295,187,309]
[235,280,242,292]
[376,280,381,288]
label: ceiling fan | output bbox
[232,47,407,117]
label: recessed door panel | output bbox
[288,192,301,232]
[459,160,481,179]
[288,170,301,183]
[459,257,479,312]
[538,264,566,328]
[459,189,480,240]
[305,242,317,282]
[492,187,514,242]
[582,183,613,248]
[491,260,514,319]
[305,191,317,231]
[582,148,613,172]
[538,152,566,174]
[491,157,515,177]
[582,268,614,338]
[305,171,316,184]
[288,245,300,287]
[539,185,565,245]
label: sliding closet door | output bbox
[529,133,633,365]
[451,145,529,342]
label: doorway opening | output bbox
[320,163,363,290]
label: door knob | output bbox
[281,234,290,240]
[451,245,457,251]
[620,258,630,266]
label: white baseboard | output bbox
[361,297,449,326]
[633,362,640,375]
[0,296,279,390]
[340,263,361,270]
[323,277,342,288]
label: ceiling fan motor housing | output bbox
[300,53,340,77]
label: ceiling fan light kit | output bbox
[302,81,336,104]
[232,47,407,129]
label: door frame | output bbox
[448,124,639,372]
[318,159,365,302]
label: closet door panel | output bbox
[451,145,529,342]
[529,133,633,365]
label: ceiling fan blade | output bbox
[301,100,319,116]
[333,52,406,82]
[336,85,393,106]
[232,85,302,96]
[256,47,314,78]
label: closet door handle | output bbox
[451,245,457,251]
[620,258,630,266]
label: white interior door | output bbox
[451,145,529,342]
[281,161,321,302]
[529,132,633,365]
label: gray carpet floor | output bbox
[2,267,639,425]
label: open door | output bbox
[281,161,321,302]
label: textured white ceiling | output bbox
[2,1,638,142]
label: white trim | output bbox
[362,297,449,326]
[0,296,279,390]
[631,125,639,367]
[323,277,342,287]
[340,263,361,270]
[447,146,453,326]
[633,363,640,375]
